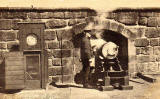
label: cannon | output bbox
[91,42,133,91]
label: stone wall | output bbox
[0,7,160,84]
[106,9,160,74]
[0,7,96,83]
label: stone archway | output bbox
[101,19,137,75]
[72,19,137,79]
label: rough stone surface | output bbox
[12,19,22,30]
[145,27,160,38]
[0,19,12,30]
[52,58,61,66]
[138,17,147,25]
[61,40,74,49]
[150,38,159,46]
[28,12,41,19]
[48,58,52,67]
[68,19,77,26]
[0,30,17,41]
[62,57,74,66]
[44,30,57,40]
[63,66,73,75]
[64,11,74,19]
[51,12,65,19]
[136,47,141,55]
[7,41,19,50]
[0,43,7,49]
[141,47,153,55]
[76,19,86,24]
[51,49,72,58]
[72,22,87,35]
[0,12,27,19]
[148,62,158,72]
[46,19,67,28]
[129,27,145,38]
[48,67,62,76]
[47,41,59,49]
[147,17,157,27]
[154,46,160,55]
[116,12,138,25]
[149,55,156,62]
[139,12,153,17]
[136,55,150,63]
[57,28,73,41]
[136,63,148,72]
[135,38,149,47]
[109,21,119,32]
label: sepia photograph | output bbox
[0,0,160,99]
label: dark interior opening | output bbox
[103,30,128,70]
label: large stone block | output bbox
[1,12,27,19]
[52,58,61,66]
[128,27,145,38]
[62,57,74,66]
[145,27,160,38]
[48,58,52,67]
[154,46,160,55]
[7,41,19,51]
[44,30,56,40]
[148,62,158,72]
[0,30,17,41]
[149,55,156,62]
[12,19,22,30]
[0,42,7,49]
[135,38,149,47]
[63,66,73,75]
[150,38,159,46]
[136,47,141,55]
[51,75,73,83]
[147,17,157,27]
[52,49,72,58]
[138,17,147,25]
[47,41,59,49]
[0,19,12,30]
[136,63,148,72]
[61,40,74,49]
[139,12,153,17]
[46,19,67,28]
[49,12,65,19]
[73,11,88,18]
[62,49,72,57]
[116,12,138,25]
[76,19,86,24]
[136,55,150,63]
[62,75,73,83]
[51,76,61,83]
[68,19,77,26]
[48,67,62,76]
[64,12,74,19]
[28,12,41,19]
[141,47,153,55]
[57,28,73,40]
[40,12,50,19]
[109,21,119,32]
[72,23,87,35]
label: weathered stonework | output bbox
[1,7,160,84]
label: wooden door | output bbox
[4,52,25,89]
[24,54,41,89]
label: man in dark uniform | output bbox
[80,23,94,88]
